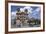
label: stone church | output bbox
[15,8,29,27]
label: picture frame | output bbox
[5,1,45,34]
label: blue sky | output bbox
[11,6,41,19]
[11,6,39,12]
[11,6,25,12]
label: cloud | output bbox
[20,8,24,12]
[32,7,40,15]
[31,7,40,19]
[28,7,40,19]
[23,6,33,13]
[11,11,17,19]
[34,7,40,12]
[11,11,17,16]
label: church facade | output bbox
[15,9,29,27]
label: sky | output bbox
[11,6,41,19]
